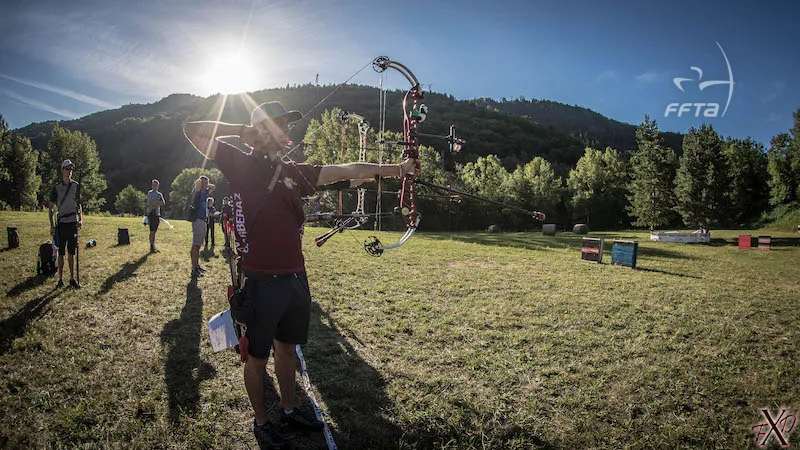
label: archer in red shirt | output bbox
[184,101,416,447]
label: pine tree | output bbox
[674,124,729,230]
[724,137,768,224]
[0,116,41,210]
[0,116,10,188]
[767,133,795,205]
[766,109,800,206]
[627,116,677,230]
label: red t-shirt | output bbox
[214,141,322,275]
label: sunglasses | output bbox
[63,166,74,171]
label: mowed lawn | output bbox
[0,211,798,449]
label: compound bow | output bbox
[362,56,423,256]
[299,56,546,256]
[302,56,425,256]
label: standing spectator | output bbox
[220,196,233,250]
[205,197,220,253]
[48,159,82,289]
[190,176,214,277]
[146,179,166,253]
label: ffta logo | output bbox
[752,408,796,447]
[664,42,734,118]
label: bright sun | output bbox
[198,51,259,95]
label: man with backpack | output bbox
[183,101,416,448]
[48,159,82,289]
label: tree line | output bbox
[300,108,800,232]
[2,107,800,232]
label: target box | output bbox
[581,238,604,263]
[738,235,752,249]
[611,240,638,269]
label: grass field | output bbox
[0,211,798,449]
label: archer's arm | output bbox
[183,121,244,161]
[316,158,417,186]
[152,195,165,207]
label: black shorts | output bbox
[243,272,312,359]
[148,212,160,232]
[56,222,78,255]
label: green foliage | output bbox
[723,137,768,224]
[767,133,795,205]
[502,157,563,228]
[567,147,628,229]
[756,201,800,231]
[460,154,507,200]
[302,107,403,166]
[456,155,511,228]
[767,109,800,206]
[114,185,146,215]
[627,116,677,230]
[674,124,729,229]
[0,117,40,209]
[473,97,684,152]
[39,125,107,211]
[168,167,228,218]
[0,116,10,185]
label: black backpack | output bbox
[37,241,57,276]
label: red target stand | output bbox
[738,235,752,249]
[581,238,604,263]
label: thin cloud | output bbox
[0,88,79,118]
[0,74,116,108]
[761,81,786,104]
[635,71,662,83]
[1,2,357,100]
[766,112,782,123]
[595,70,618,83]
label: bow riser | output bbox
[398,86,422,228]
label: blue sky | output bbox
[0,0,797,146]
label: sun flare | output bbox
[198,51,259,95]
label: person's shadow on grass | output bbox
[301,304,556,449]
[96,253,150,296]
[160,278,216,424]
[289,304,402,449]
[6,274,50,297]
[0,288,61,356]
